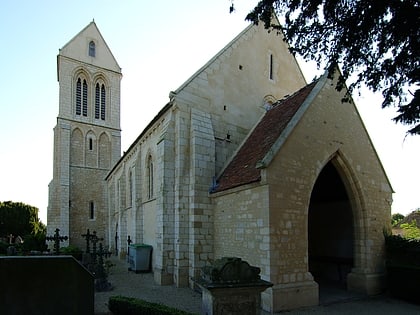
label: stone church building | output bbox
[48,20,392,312]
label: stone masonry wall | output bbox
[213,184,271,278]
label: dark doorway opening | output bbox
[308,162,354,303]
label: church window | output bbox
[95,83,100,119]
[89,201,95,220]
[76,77,88,116]
[95,83,106,120]
[129,170,133,207]
[76,78,82,115]
[89,138,93,150]
[89,41,96,57]
[101,84,106,120]
[82,79,88,116]
[147,156,154,199]
[269,54,274,80]
[117,179,121,209]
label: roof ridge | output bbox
[272,81,318,109]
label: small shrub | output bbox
[385,233,420,304]
[385,234,420,267]
[108,296,198,315]
[60,245,83,260]
[22,233,47,253]
[0,241,9,255]
[400,220,420,239]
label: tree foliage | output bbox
[400,220,420,239]
[243,0,420,134]
[392,213,405,226]
[0,201,46,238]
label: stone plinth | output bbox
[199,282,272,315]
[195,257,272,315]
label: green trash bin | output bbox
[128,244,152,273]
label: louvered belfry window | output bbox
[82,80,88,116]
[76,78,82,115]
[95,83,106,120]
[95,83,100,119]
[101,84,106,120]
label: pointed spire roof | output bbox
[59,21,121,73]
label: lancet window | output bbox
[95,82,106,120]
[76,77,88,117]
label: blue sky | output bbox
[1,1,419,223]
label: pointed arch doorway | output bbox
[308,161,355,301]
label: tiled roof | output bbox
[212,82,317,193]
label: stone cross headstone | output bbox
[46,228,68,255]
[7,234,14,244]
[81,229,93,254]
[114,231,118,256]
[90,231,103,265]
[127,235,132,262]
[93,242,113,292]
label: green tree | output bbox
[0,201,45,238]
[242,0,420,134]
[392,213,405,226]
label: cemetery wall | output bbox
[0,256,94,315]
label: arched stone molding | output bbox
[93,73,109,122]
[262,94,276,110]
[144,150,155,200]
[307,150,367,273]
[328,151,368,274]
[98,132,111,169]
[85,130,97,168]
[73,67,92,82]
[307,150,384,294]
[70,127,84,166]
[92,72,109,87]
[72,68,92,118]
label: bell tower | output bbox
[47,21,122,247]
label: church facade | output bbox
[48,21,392,312]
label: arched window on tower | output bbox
[95,83,100,119]
[95,82,106,120]
[89,41,96,57]
[76,77,88,116]
[101,84,106,120]
[76,78,82,115]
[82,79,88,116]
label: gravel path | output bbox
[94,256,201,314]
[95,257,420,315]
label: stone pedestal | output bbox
[194,257,272,315]
[200,283,271,315]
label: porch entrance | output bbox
[308,162,354,302]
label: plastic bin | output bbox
[128,244,152,273]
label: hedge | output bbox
[108,296,198,315]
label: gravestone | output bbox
[46,228,68,254]
[93,242,113,291]
[195,257,272,315]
